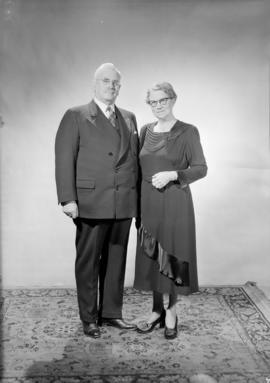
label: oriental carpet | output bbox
[1,283,270,382]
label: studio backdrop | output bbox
[1,0,269,288]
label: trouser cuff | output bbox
[101,311,122,319]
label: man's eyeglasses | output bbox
[97,78,121,88]
[148,98,172,107]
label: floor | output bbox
[1,284,270,382]
[259,285,270,299]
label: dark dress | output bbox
[134,120,207,295]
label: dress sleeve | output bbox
[139,125,148,150]
[177,126,207,186]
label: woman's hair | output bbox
[146,82,177,104]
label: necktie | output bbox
[106,106,116,127]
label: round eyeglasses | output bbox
[148,97,172,107]
[97,78,121,88]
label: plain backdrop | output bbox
[0,0,270,288]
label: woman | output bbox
[134,82,207,339]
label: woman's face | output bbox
[148,90,175,120]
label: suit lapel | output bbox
[85,100,98,126]
[84,101,131,165]
[115,107,131,165]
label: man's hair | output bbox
[94,63,121,81]
[146,82,177,104]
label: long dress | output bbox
[134,120,207,295]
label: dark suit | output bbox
[55,100,139,322]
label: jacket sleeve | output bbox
[177,126,207,186]
[55,109,79,204]
[131,114,142,228]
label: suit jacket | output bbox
[55,100,139,219]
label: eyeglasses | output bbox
[148,97,172,107]
[97,78,121,88]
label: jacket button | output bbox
[108,152,113,156]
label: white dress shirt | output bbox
[94,97,115,118]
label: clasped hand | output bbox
[152,171,178,189]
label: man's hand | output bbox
[62,201,78,219]
[152,171,178,189]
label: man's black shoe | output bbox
[101,318,137,330]
[83,322,101,338]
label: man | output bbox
[55,63,139,338]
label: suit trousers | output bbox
[73,217,132,323]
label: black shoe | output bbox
[164,316,178,340]
[83,322,101,338]
[101,318,137,330]
[137,309,166,334]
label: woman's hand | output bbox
[152,171,178,189]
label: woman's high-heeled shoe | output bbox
[137,309,166,333]
[164,316,178,339]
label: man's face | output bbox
[94,68,121,105]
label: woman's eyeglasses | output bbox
[148,98,172,107]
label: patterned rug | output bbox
[1,284,270,382]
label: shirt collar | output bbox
[94,98,115,115]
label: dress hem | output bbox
[138,225,190,287]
